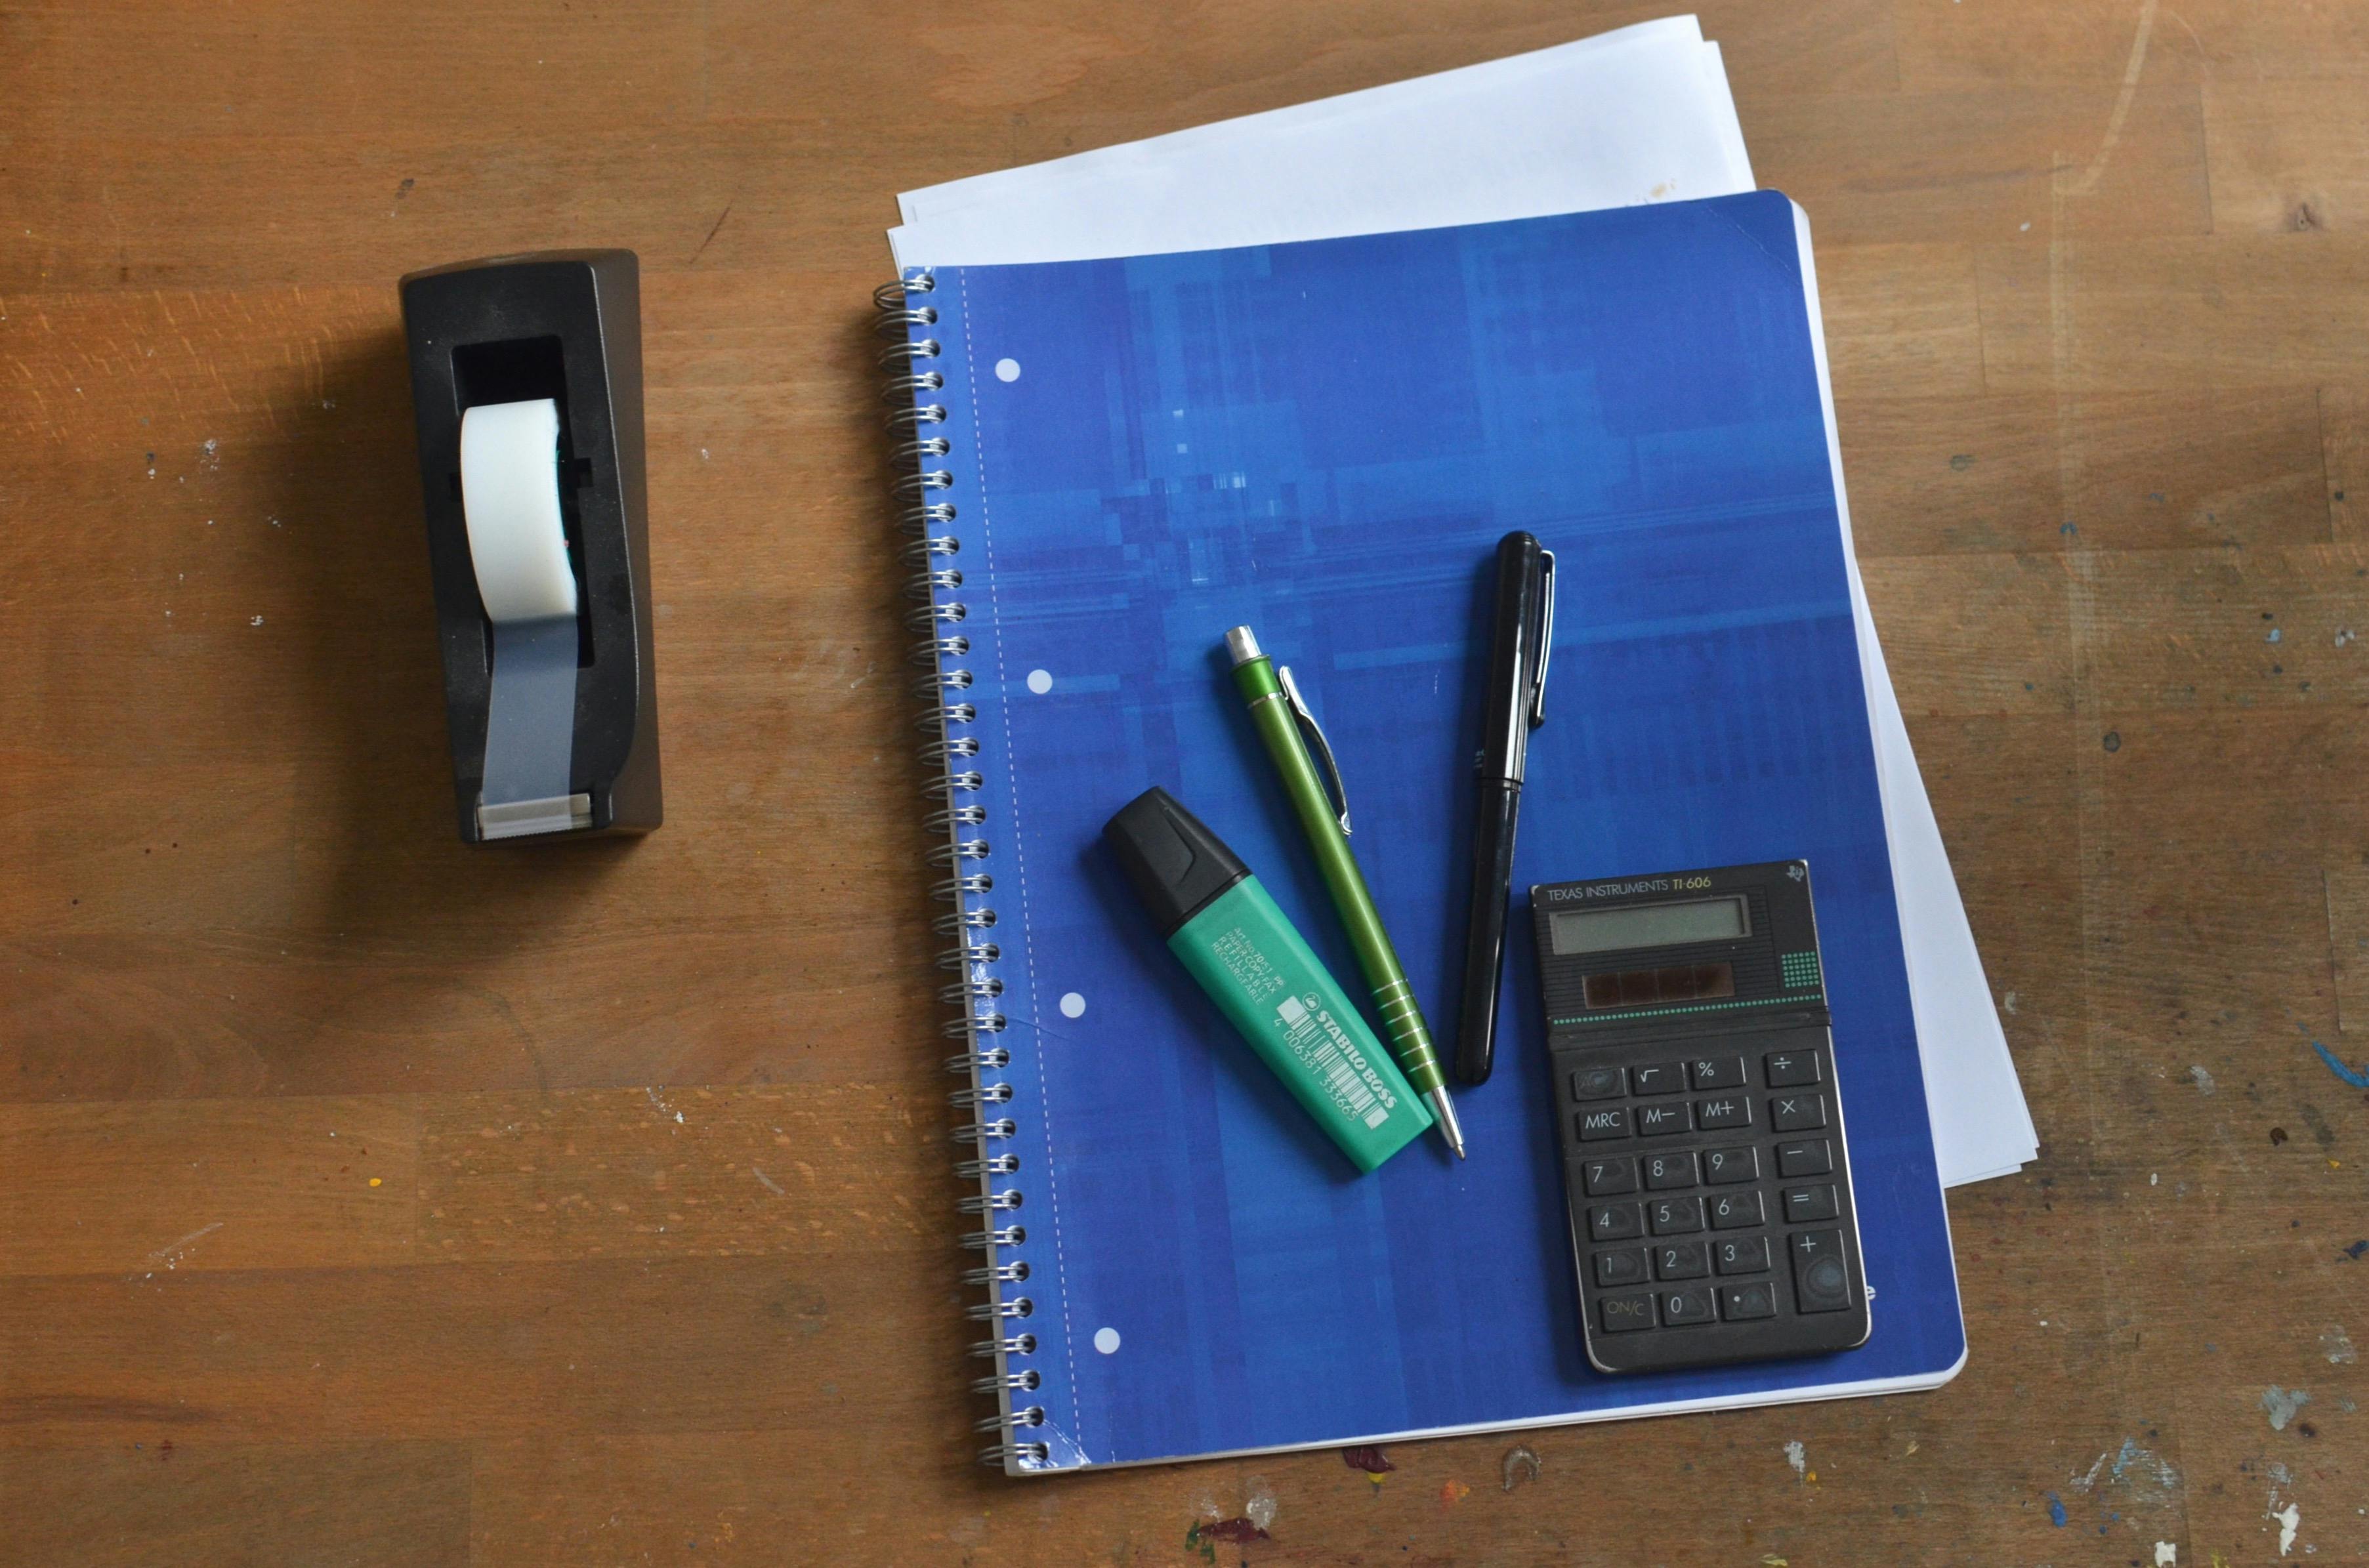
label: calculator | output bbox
[1530,861,1871,1374]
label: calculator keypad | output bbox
[1559,1032,1868,1372]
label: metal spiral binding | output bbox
[971,1330,1035,1357]
[879,267,1050,1472]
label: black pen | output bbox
[1452,531,1556,1086]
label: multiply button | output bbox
[1791,1228,1853,1313]
[1601,1293,1656,1333]
[1765,1050,1823,1088]
[1576,1106,1631,1141]
[1571,1066,1626,1101]
[1688,1056,1746,1089]
[1770,1092,1828,1132]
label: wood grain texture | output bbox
[5,1,2369,1563]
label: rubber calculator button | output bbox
[1688,1055,1746,1089]
[1641,1151,1697,1190]
[1589,1203,1644,1242]
[1571,1066,1627,1101]
[1715,1235,1771,1275]
[1582,1157,1638,1195]
[1648,1197,1704,1235]
[1790,1228,1853,1313]
[1631,1063,1686,1095]
[1654,1241,1709,1280]
[1695,1096,1751,1131]
[1637,1103,1692,1137]
[1708,1190,1765,1229]
[1782,1184,1840,1223]
[1600,1292,1656,1332]
[1576,1106,1631,1141]
[1660,1287,1715,1326]
[1701,1147,1759,1185]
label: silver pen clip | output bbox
[1277,665,1352,836]
[1528,548,1557,727]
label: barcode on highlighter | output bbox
[1277,995,1391,1128]
[1312,1039,1382,1126]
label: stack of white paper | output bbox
[889,16,2038,1187]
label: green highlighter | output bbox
[1105,788,1433,1172]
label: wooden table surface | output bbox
[6,2,2369,1563]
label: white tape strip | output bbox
[460,399,578,621]
[459,398,585,836]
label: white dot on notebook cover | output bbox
[995,358,1022,382]
[1026,669,1053,694]
[1093,1327,1120,1354]
[1059,992,1086,1019]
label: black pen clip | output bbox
[1528,548,1557,726]
[1278,664,1352,836]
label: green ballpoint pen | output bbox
[1224,625,1467,1159]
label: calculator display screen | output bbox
[1549,895,1750,956]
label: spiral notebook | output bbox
[881,191,1964,1474]
[891,16,2034,1190]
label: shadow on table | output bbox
[257,321,639,1083]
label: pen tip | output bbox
[1429,1087,1467,1159]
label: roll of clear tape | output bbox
[459,398,589,839]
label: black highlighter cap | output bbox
[1104,787,1253,938]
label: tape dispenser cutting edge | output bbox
[458,398,593,840]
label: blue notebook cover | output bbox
[902,190,1963,1472]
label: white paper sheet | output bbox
[891,20,1749,268]
[887,18,2036,1184]
[1793,210,2042,1185]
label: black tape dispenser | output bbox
[399,251,662,842]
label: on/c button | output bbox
[1599,1292,1656,1332]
